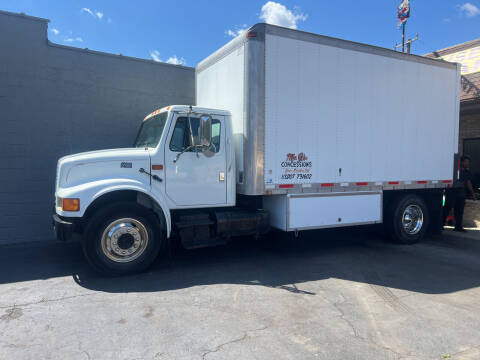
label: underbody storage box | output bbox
[264,192,382,231]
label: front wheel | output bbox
[83,202,163,275]
[387,194,429,244]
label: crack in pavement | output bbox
[201,326,268,359]
[0,293,96,310]
[329,294,412,360]
[332,294,361,339]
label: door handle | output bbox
[219,172,225,182]
[227,139,233,172]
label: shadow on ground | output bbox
[1,227,479,295]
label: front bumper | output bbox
[53,214,74,241]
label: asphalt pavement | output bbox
[1,227,479,360]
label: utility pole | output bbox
[395,33,419,53]
[402,23,405,53]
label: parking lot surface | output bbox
[1,228,480,360]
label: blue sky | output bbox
[1,0,480,66]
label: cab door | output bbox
[164,114,227,207]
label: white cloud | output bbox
[166,56,186,65]
[149,51,186,65]
[226,24,249,37]
[81,7,94,17]
[459,2,480,17]
[51,28,60,35]
[259,1,307,29]
[150,50,161,62]
[81,7,104,20]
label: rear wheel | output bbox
[387,194,429,244]
[83,202,163,275]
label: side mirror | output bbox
[198,114,212,148]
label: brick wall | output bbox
[0,11,195,244]
[459,111,480,155]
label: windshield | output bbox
[134,112,168,148]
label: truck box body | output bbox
[196,23,460,198]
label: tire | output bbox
[387,194,429,244]
[82,202,163,275]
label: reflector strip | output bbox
[265,180,451,191]
[152,164,163,170]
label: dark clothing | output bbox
[443,168,472,229]
[459,168,473,198]
[460,168,473,183]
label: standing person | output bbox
[453,155,476,232]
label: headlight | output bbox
[55,162,61,190]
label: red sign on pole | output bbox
[398,0,410,28]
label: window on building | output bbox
[463,138,480,189]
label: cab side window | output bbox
[211,121,221,152]
[169,117,221,153]
[169,118,188,152]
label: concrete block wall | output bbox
[0,10,195,244]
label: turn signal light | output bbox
[62,198,80,211]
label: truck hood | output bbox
[56,148,151,190]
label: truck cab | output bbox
[53,105,268,275]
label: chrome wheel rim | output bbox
[101,218,148,263]
[402,205,424,235]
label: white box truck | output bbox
[53,24,460,275]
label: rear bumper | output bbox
[53,214,74,241]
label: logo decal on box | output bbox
[280,152,312,180]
